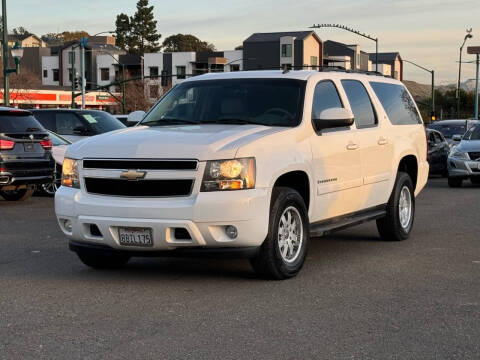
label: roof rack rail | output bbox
[248,65,393,78]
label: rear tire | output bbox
[448,177,463,188]
[76,249,131,270]
[250,187,309,280]
[377,172,415,242]
[0,188,34,201]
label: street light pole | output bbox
[475,54,479,120]
[457,30,473,118]
[403,59,435,114]
[310,24,378,72]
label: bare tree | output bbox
[0,64,41,107]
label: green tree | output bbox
[130,0,161,54]
[162,34,216,52]
[12,27,31,36]
[115,13,133,51]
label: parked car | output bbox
[427,119,480,147]
[38,130,71,195]
[426,128,449,176]
[31,109,125,143]
[447,124,480,187]
[0,108,54,201]
[55,70,429,279]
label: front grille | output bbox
[468,152,480,161]
[83,159,198,171]
[84,178,194,197]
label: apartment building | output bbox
[369,52,403,80]
[243,31,323,70]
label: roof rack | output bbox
[272,65,392,78]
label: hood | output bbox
[66,124,286,161]
[457,140,480,152]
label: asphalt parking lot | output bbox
[1,178,479,360]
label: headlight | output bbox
[61,158,80,188]
[201,158,256,191]
[450,149,470,160]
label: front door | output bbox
[309,80,363,223]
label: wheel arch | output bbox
[272,170,311,212]
[397,154,418,191]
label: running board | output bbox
[310,206,387,237]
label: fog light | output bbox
[225,225,238,239]
[64,219,73,233]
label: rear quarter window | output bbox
[370,82,422,125]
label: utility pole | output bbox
[80,37,87,109]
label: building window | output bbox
[43,69,48,78]
[52,69,59,82]
[230,64,240,72]
[176,66,186,80]
[149,66,159,78]
[68,51,75,65]
[68,69,73,82]
[310,56,318,68]
[100,68,110,81]
[281,44,292,58]
[150,85,159,99]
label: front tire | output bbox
[250,187,309,280]
[377,172,415,241]
[0,188,34,201]
[76,249,131,270]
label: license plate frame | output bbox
[118,227,153,247]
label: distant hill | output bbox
[403,80,432,100]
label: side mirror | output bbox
[313,108,354,132]
[127,111,146,125]
[73,126,89,136]
[452,134,462,141]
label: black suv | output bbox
[0,108,54,201]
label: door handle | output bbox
[346,143,360,151]
[378,137,388,146]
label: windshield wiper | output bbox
[203,118,266,126]
[142,118,198,126]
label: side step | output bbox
[310,206,386,237]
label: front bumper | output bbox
[55,186,270,253]
[448,157,480,178]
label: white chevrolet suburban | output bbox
[56,70,429,279]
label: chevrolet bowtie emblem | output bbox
[120,170,147,181]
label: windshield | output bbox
[428,123,466,138]
[141,79,306,127]
[463,125,480,140]
[80,111,126,134]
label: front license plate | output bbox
[118,227,153,247]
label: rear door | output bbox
[340,79,393,209]
[309,80,363,222]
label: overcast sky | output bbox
[7,0,480,84]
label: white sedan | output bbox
[40,131,71,195]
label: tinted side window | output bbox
[32,112,56,132]
[55,113,85,135]
[433,132,443,144]
[341,80,376,128]
[370,82,422,125]
[311,81,343,119]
